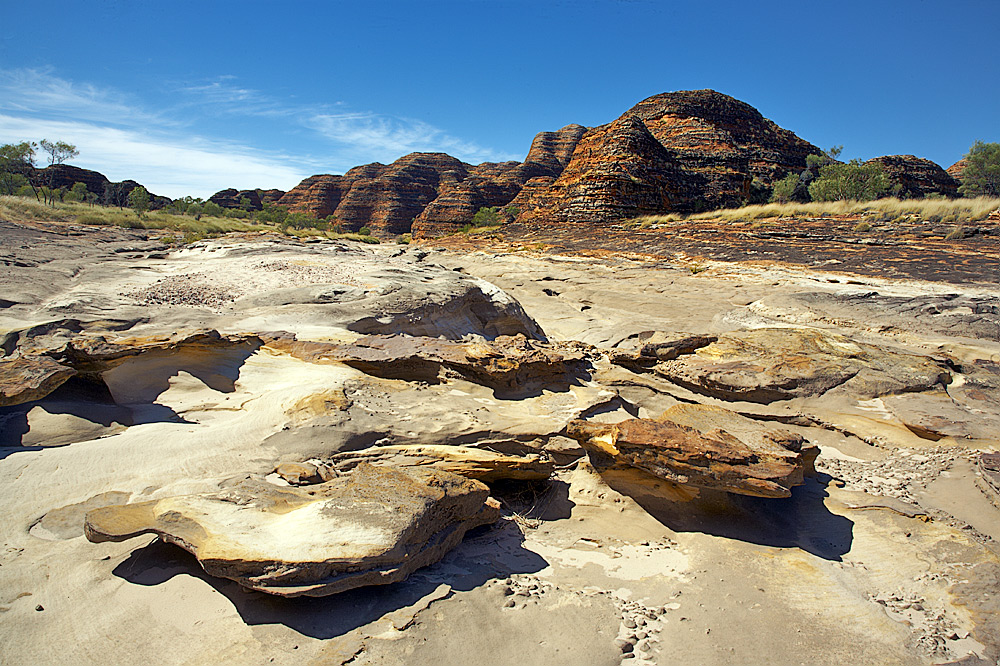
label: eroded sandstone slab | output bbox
[85,463,500,597]
[326,445,555,483]
[567,404,816,498]
[642,328,951,404]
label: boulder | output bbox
[0,354,77,406]
[567,404,817,499]
[327,445,555,483]
[297,333,588,393]
[639,328,951,404]
[85,463,500,597]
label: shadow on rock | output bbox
[0,375,190,449]
[620,475,854,561]
[112,520,549,640]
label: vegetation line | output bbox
[633,196,1000,226]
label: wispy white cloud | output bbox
[176,75,520,163]
[173,78,292,118]
[0,114,310,199]
[308,113,520,165]
[0,68,520,198]
[0,67,167,127]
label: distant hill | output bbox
[32,164,170,209]
[267,89,960,237]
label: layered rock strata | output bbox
[282,90,828,234]
[618,328,952,404]
[208,188,265,211]
[85,463,500,597]
[271,332,588,393]
[412,124,588,237]
[567,404,816,498]
[866,155,959,198]
[31,164,167,206]
[326,445,555,483]
[512,115,699,225]
[279,153,471,235]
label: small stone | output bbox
[624,618,637,629]
[502,586,514,596]
[503,599,515,608]
[617,640,634,654]
[35,605,44,612]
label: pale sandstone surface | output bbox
[1,223,999,664]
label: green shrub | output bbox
[808,160,890,202]
[471,206,502,227]
[358,226,371,236]
[770,173,799,203]
[958,140,1000,198]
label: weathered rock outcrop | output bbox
[31,164,110,197]
[0,328,259,407]
[567,404,817,498]
[279,154,471,235]
[279,333,588,393]
[516,90,822,224]
[628,90,820,205]
[946,158,968,182]
[515,115,699,224]
[866,155,959,198]
[327,445,555,482]
[281,91,828,232]
[31,164,168,207]
[85,463,500,597]
[0,354,77,406]
[614,328,951,404]
[283,125,588,238]
[208,188,264,211]
[411,124,591,236]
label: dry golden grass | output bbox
[0,196,379,244]
[633,197,1000,225]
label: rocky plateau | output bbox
[1,211,999,665]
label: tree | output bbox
[770,173,800,203]
[67,182,89,202]
[471,206,502,227]
[808,160,890,202]
[957,141,1000,198]
[39,139,79,166]
[0,141,39,198]
[127,185,151,217]
[103,182,129,208]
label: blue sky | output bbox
[1,0,996,199]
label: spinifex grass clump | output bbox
[632,196,1000,226]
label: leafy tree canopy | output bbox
[127,185,151,217]
[958,140,1000,198]
[39,139,79,166]
[808,160,889,202]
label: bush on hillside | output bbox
[808,160,889,202]
[958,140,1000,198]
